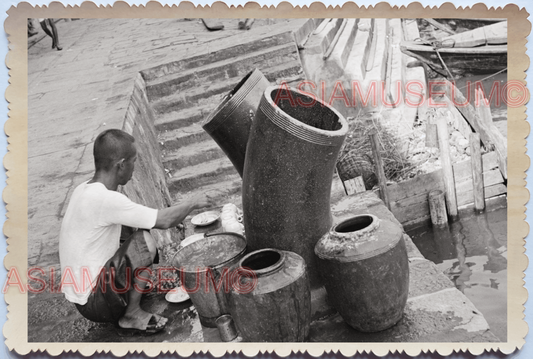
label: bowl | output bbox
[165,286,190,303]
[181,233,205,247]
[191,211,220,226]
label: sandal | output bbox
[116,314,167,336]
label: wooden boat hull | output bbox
[400,42,507,74]
[433,18,505,31]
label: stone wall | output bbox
[121,73,179,245]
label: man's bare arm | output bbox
[154,193,212,229]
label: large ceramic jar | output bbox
[172,232,247,328]
[202,68,270,177]
[227,248,311,342]
[242,85,349,288]
[315,214,409,332]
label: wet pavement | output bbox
[407,196,508,341]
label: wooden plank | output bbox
[452,151,499,183]
[425,108,438,148]
[387,170,444,202]
[470,133,485,211]
[442,80,507,179]
[392,167,503,210]
[393,181,506,224]
[475,89,508,179]
[438,21,507,47]
[390,197,431,224]
[401,41,507,55]
[436,109,458,218]
[370,132,391,209]
[457,183,507,207]
[393,191,433,209]
[429,190,448,226]
[455,168,504,195]
[294,18,324,48]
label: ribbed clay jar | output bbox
[242,85,349,288]
[315,214,409,332]
[227,248,311,342]
[202,68,270,177]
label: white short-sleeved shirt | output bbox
[59,181,158,305]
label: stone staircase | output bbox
[141,18,424,208]
[141,21,311,207]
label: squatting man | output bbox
[59,129,214,333]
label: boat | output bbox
[428,18,505,32]
[400,21,507,76]
[400,41,507,75]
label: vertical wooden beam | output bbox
[443,80,507,179]
[428,189,448,227]
[369,131,391,209]
[425,109,438,148]
[475,89,507,179]
[470,132,485,212]
[436,109,458,219]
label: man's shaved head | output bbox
[93,129,136,172]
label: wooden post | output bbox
[369,131,391,210]
[475,89,507,179]
[444,80,507,179]
[436,109,458,219]
[428,189,448,226]
[425,109,438,148]
[470,133,485,212]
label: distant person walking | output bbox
[39,18,62,51]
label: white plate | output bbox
[165,286,190,303]
[191,211,220,226]
[181,233,205,247]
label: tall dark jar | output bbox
[202,68,270,177]
[242,85,349,288]
[227,248,311,342]
[314,214,409,332]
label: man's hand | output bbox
[189,192,215,211]
[154,192,217,230]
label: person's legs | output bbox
[47,19,62,51]
[39,19,53,44]
[117,231,167,331]
[75,229,167,332]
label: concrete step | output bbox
[152,60,304,131]
[154,104,217,133]
[158,121,210,152]
[142,30,297,83]
[146,42,300,100]
[161,140,226,170]
[263,59,305,84]
[150,61,304,116]
[150,75,242,115]
[167,157,239,194]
